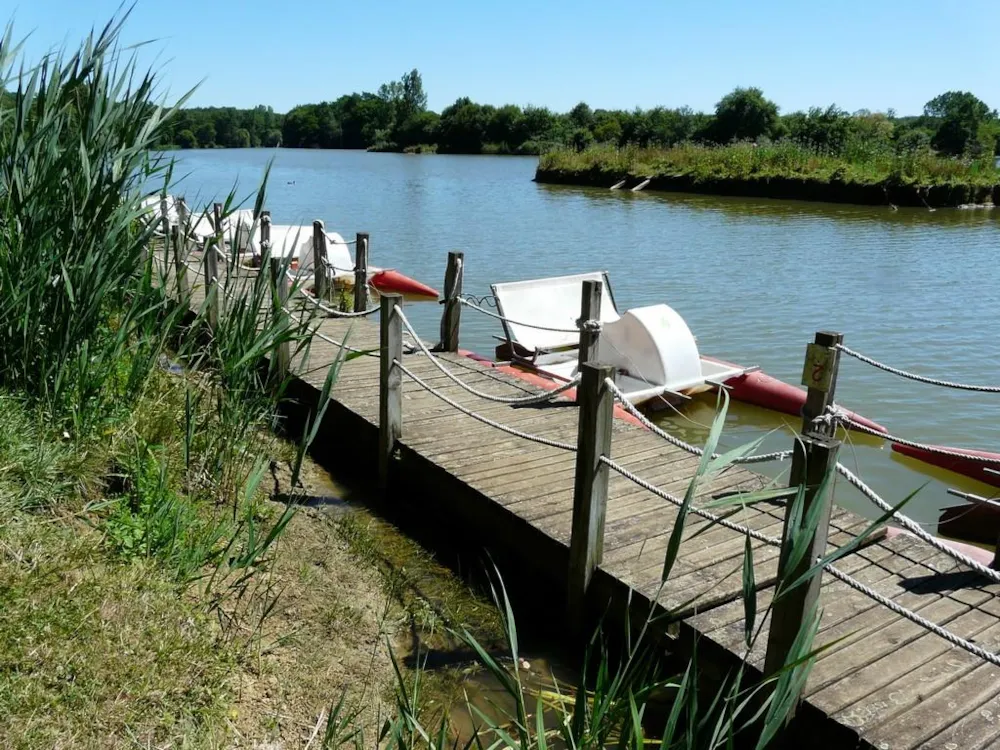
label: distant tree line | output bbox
[158,71,1000,160]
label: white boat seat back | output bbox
[298,231,354,274]
[491,272,620,354]
[259,224,313,259]
[597,304,704,392]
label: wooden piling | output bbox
[354,232,369,313]
[379,293,403,492]
[313,220,329,301]
[762,331,844,706]
[171,225,188,301]
[567,362,615,630]
[159,194,171,255]
[269,255,291,381]
[203,236,219,331]
[438,251,464,352]
[212,202,226,262]
[577,279,602,371]
[177,196,189,253]
[260,210,271,262]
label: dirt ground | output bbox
[226,460,402,748]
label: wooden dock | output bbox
[167,229,1000,750]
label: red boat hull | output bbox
[892,443,1000,488]
[938,502,1000,546]
[370,269,439,301]
[723,371,887,434]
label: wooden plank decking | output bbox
[175,258,1000,750]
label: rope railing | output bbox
[605,377,793,465]
[294,288,381,318]
[833,410,1000,466]
[605,449,1000,666]
[837,343,1000,392]
[599,455,783,544]
[608,447,1000,666]
[180,259,203,278]
[281,267,383,318]
[394,306,581,405]
[824,563,1000,667]
[458,296,601,334]
[834,462,1000,585]
[395,359,577,451]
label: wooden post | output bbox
[203,236,219,331]
[177,196,189,254]
[799,331,844,439]
[172,225,188,302]
[354,232,369,312]
[379,293,403,492]
[438,251,464,352]
[213,202,226,265]
[159,194,171,264]
[269,256,291,381]
[577,280,602,371]
[313,220,329,301]
[762,331,844,704]
[567,362,615,630]
[260,210,271,263]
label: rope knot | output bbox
[576,318,602,333]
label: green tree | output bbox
[521,106,556,144]
[924,91,997,156]
[437,97,489,153]
[400,69,427,121]
[176,129,197,149]
[485,104,524,148]
[570,127,594,152]
[710,87,779,143]
[592,113,622,145]
[195,121,216,147]
[235,128,251,148]
[569,102,594,130]
[395,111,439,148]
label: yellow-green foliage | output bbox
[540,142,1000,187]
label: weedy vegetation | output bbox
[539,141,1000,196]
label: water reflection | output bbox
[536,182,999,228]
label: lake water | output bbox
[169,148,1000,529]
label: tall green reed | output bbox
[0,17,190,433]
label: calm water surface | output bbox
[170,148,1000,529]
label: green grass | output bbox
[539,141,1000,189]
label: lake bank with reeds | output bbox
[536,144,1000,207]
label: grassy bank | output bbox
[537,143,1000,206]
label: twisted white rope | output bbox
[394,307,581,405]
[458,297,599,334]
[295,289,381,318]
[607,453,1000,666]
[395,360,577,451]
[835,411,1000,466]
[837,344,1000,392]
[181,259,202,277]
[600,455,782,543]
[605,378,793,465]
[835,462,1000,585]
[825,563,1000,667]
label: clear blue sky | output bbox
[8,0,1000,116]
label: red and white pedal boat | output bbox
[487,272,884,432]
